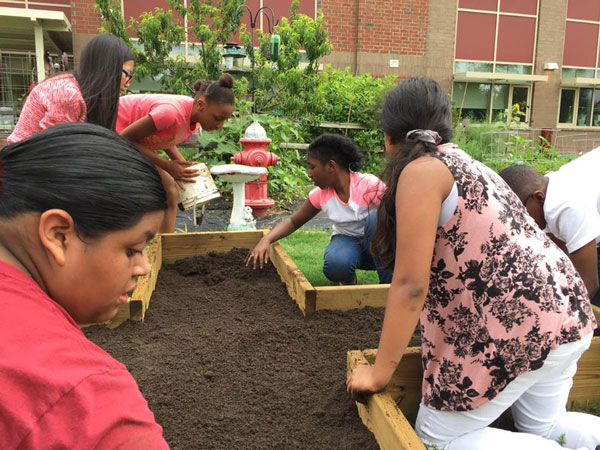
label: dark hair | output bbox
[371,78,454,269]
[74,34,134,130]
[498,164,545,204]
[193,73,235,105]
[0,123,166,239]
[307,133,365,172]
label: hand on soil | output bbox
[246,239,271,269]
[346,364,385,404]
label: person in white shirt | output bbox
[499,148,600,306]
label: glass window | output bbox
[496,64,533,74]
[577,88,594,126]
[453,82,491,121]
[562,68,577,78]
[512,86,529,118]
[491,84,509,121]
[576,68,595,78]
[593,90,600,126]
[559,89,576,123]
[454,61,494,73]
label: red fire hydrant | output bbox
[231,120,280,218]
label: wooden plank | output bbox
[270,242,316,315]
[567,336,600,407]
[362,347,423,421]
[347,350,426,450]
[104,303,131,329]
[318,121,368,130]
[130,235,162,321]
[161,231,264,264]
[593,304,600,325]
[359,337,600,421]
[314,284,389,311]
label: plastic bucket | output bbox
[176,163,221,211]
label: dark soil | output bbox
[85,248,415,450]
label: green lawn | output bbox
[279,229,380,286]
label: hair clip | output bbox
[406,129,442,145]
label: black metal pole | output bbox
[234,5,278,115]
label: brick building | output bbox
[2,0,600,149]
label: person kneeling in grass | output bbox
[0,123,169,449]
[246,133,392,285]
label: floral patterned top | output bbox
[421,144,596,411]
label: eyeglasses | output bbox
[122,68,134,82]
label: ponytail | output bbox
[371,78,453,269]
[194,73,235,105]
[307,133,365,172]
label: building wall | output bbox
[321,0,454,92]
[70,0,103,65]
[531,0,567,129]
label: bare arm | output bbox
[164,145,186,162]
[246,199,320,269]
[569,240,599,299]
[547,233,568,254]
[347,157,454,400]
[120,116,199,183]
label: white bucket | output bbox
[176,163,221,211]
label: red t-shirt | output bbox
[0,261,169,449]
[116,94,199,151]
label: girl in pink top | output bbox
[7,34,134,143]
[247,133,392,285]
[346,78,599,449]
[117,74,235,233]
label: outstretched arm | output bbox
[246,199,320,269]
[347,157,453,401]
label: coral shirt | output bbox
[7,74,86,144]
[116,94,199,151]
[0,261,169,449]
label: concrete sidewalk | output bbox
[175,197,334,233]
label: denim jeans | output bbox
[322,211,392,284]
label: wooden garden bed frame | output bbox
[347,336,600,450]
[105,230,391,327]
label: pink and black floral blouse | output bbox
[420,144,596,411]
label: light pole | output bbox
[235,5,280,113]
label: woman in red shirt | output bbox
[0,123,169,448]
[7,33,134,143]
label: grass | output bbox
[279,229,380,286]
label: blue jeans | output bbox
[322,211,393,284]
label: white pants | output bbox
[416,333,599,450]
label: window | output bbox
[455,1,538,71]
[453,82,530,124]
[559,87,600,126]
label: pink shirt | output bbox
[7,74,86,144]
[116,94,199,151]
[0,261,169,449]
[421,145,596,412]
[308,172,385,237]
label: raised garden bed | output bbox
[85,247,388,449]
[106,230,390,328]
[347,337,600,450]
